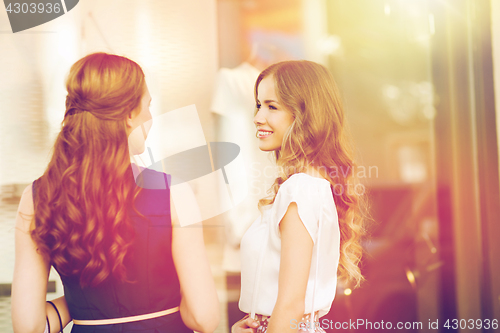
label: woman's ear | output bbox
[126,110,136,129]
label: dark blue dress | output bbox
[33,169,194,333]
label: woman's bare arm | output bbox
[171,194,220,333]
[266,202,314,333]
[11,185,71,333]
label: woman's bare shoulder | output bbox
[15,184,35,232]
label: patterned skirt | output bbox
[254,312,325,333]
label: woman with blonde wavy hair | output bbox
[232,60,366,333]
[11,52,219,333]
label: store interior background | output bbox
[0,0,499,332]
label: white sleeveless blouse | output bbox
[239,173,341,318]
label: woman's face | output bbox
[254,75,294,151]
[127,84,152,155]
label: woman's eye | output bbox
[269,104,277,110]
[254,104,261,116]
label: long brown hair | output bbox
[31,52,145,287]
[255,60,367,287]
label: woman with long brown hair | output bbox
[11,52,219,333]
[232,60,366,333]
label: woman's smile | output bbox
[257,129,273,138]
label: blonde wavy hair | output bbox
[31,52,146,287]
[255,60,367,288]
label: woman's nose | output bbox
[254,110,265,126]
